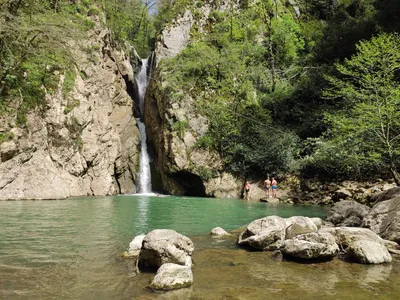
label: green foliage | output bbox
[0,132,14,144]
[65,116,83,151]
[62,69,77,99]
[103,0,155,57]
[171,120,189,138]
[307,33,400,182]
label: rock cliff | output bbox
[144,1,242,197]
[0,18,140,200]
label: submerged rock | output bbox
[282,232,339,260]
[139,229,194,270]
[238,216,286,251]
[210,227,230,236]
[149,263,193,291]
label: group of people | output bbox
[244,176,277,201]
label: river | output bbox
[0,195,398,299]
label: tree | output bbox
[323,32,400,185]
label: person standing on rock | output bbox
[271,177,278,198]
[264,177,271,198]
[244,181,251,201]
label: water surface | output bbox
[0,195,398,299]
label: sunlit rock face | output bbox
[0,21,140,200]
[145,1,242,197]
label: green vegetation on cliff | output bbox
[156,0,400,184]
[0,0,154,125]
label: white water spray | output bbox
[135,56,153,194]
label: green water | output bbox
[0,195,398,299]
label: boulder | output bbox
[149,263,193,291]
[139,229,194,270]
[347,240,392,264]
[310,217,323,229]
[0,140,18,162]
[362,196,400,243]
[325,200,370,227]
[238,216,286,251]
[369,187,400,204]
[209,227,230,236]
[318,227,392,264]
[330,227,385,246]
[282,232,339,260]
[285,216,318,239]
[331,189,352,202]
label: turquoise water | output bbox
[2,196,398,299]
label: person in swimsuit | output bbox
[271,177,277,198]
[264,177,271,198]
[244,181,251,201]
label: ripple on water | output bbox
[0,196,399,299]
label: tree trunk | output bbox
[390,164,400,186]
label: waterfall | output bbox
[135,56,153,194]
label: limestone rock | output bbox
[310,217,323,229]
[0,20,140,200]
[123,234,146,258]
[149,263,193,291]
[326,200,370,227]
[362,196,400,243]
[285,216,318,239]
[347,240,392,264]
[210,227,230,236]
[332,189,352,202]
[139,229,194,270]
[205,173,242,199]
[155,10,193,61]
[282,232,339,259]
[238,216,286,250]
[0,141,18,162]
[369,187,400,204]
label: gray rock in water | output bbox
[347,240,392,264]
[319,227,393,264]
[124,234,145,257]
[237,216,286,251]
[149,263,193,291]
[326,200,370,226]
[209,227,230,236]
[363,196,400,243]
[282,232,339,260]
[129,234,145,251]
[139,229,194,270]
[285,216,318,239]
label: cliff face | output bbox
[145,2,242,197]
[0,20,140,200]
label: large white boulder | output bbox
[282,232,339,260]
[285,216,318,239]
[139,229,194,270]
[149,263,193,291]
[347,240,392,264]
[238,216,286,250]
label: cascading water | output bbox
[135,56,153,194]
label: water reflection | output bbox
[7,196,398,300]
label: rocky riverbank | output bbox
[123,188,400,294]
